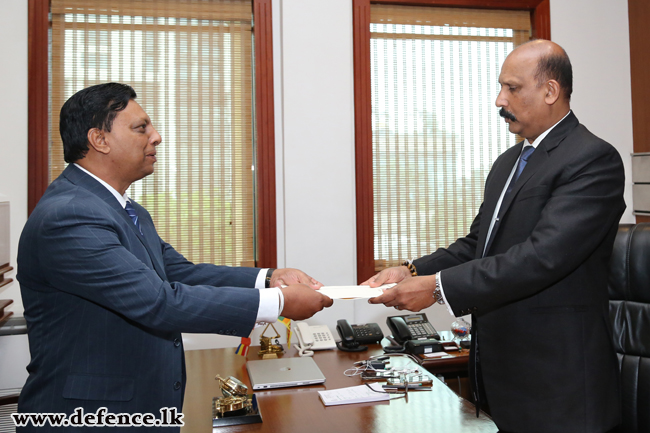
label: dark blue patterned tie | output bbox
[505,145,535,196]
[125,201,143,235]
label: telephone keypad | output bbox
[393,313,441,340]
[313,332,330,342]
[408,324,425,338]
[406,322,437,339]
[350,323,384,344]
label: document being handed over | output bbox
[317,284,396,300]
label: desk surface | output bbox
[417,347,469,372]
[182,345,495,433]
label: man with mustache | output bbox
[366,40,624,432]
[16,83,333,431]
[499,107,517,122]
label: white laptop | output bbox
[246,357,326,390]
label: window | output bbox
[353,0,550,282]
[29,0,277,267]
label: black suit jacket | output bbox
[17,164,262,431]
[414,112,624,432]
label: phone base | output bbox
[404,339,442,355]
[336,341,368,352]
[382,344,405,353]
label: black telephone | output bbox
[386,313,440,344]
[335,319,384,352]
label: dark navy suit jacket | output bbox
[17,164,261,431]
[414,112,625,432]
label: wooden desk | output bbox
[182,345,495,433]
[417,348,469,375]
[415,347,472,401]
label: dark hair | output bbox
[534,48,573,101]
[59,83,137,163]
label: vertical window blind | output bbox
[370,5,530,269]
[50,0,256,267]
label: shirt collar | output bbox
[73,163,130,208]
[524,110,571,149]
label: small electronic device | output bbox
[294,321,336,357]
[360,370,399,380]
[386,313,440,344]
[381,372,434,391]
[335,319,384,352]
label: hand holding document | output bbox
[317,284,396,300]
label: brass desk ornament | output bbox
[212,375,262,427]
[258,323,284,359]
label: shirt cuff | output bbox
[436,272,456,317]
[256,286,284,324]
[255,268,268,289]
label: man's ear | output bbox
[87,128,110,155]
[544,79,561,105]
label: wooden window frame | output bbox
[353,0,551,283]
[628,0,650,223]
[28,0,277,268]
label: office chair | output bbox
[608,223,650,433]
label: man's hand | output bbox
[270,268,323,290]
[280,284,333,320]
[361,266,412,287]
[368,275,437,312]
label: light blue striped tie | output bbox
[125,201,143,235]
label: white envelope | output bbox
[317,284,396,300]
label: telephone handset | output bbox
[293,321,336,357]
[386,313,440,344]
[335,319,384,352]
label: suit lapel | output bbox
[484,143,522,213]
[477,142,523,255]
[496,145,545,216]
[481,112,579,253]
[131,200,167,279]
[500,112,579,212]
[62,165,129,217]
[62,164,167,280]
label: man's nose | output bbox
[151,127,162,146]
[495,88,507,108]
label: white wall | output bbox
[551,0,635,224]
[0,0,27,316]
[0,0,29,394]
[0,0,636,351]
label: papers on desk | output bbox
[317,284,396,300]
[422,352,452,359]
[318,383,389,406]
